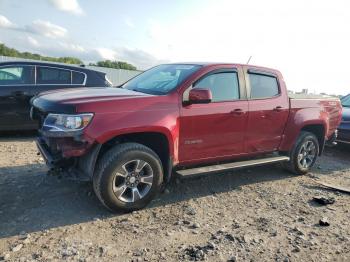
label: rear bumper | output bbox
[337,128,350,143]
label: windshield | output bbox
[123,64,201,95]
[342,95,350,107]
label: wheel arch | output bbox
[279,119,327,155]
[300,124,326,155]
[94,130,174,184]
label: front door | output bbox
[179,68,248,165]
[0,65,35,130]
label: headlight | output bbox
[43,113,94,132]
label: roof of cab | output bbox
[166,62,281,74]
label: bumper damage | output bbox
[36,133,101,181]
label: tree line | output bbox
[89,60,137,71]
[0,43,137,70]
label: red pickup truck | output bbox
[31,63,342,212]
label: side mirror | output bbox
[188,88,212,104]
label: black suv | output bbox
[0,61,112,131]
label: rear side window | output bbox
[194,72,239,102]
[37,67,71,84]
[72,71,85,84]
[0,66,34,85]
[249,73,279,99]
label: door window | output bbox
[72,71,85,84]
[0,66,34,85]
[194,72,240,102]
[249,73,279,99]
[36,66,71,84]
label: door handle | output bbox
[230,108,244,115]
[11,91,27,97]
[273,106,283,112]
[12,91,24,96]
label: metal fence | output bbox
[0,55,142,86]
[85,65,141,85]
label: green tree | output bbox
[0,44,138,69]
[90,60,137,70]
[0,43,83,64]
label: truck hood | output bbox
[342,106,350,122]
[32,87,153,114]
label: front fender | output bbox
[76,143,102,179]
[85,125,178,162]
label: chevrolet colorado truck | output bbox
[31,63,342,212]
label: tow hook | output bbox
[326,130,338,147]
[47,167,63,177]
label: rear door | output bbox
[0,65,35,130]
[179,67,249,164]
[244,67,289,153]
[34,65,87,93]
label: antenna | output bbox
[246,56,252,64]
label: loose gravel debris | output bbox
[312,196,336,205]
[0,137,350,261]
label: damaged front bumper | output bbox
[36,132,101,181]
[36,137,58,168]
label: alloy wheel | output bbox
[112,159,154,203]
[297,140,317,169]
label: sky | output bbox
[0,0,349,95]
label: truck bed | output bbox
[289,93,339,99]
[289,95,342,139]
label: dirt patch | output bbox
[0,136,350,261]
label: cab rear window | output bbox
[249,73,279,99]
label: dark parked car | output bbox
[338,94,350,143]
[0,61,112,131]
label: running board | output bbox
[176,156,290,177]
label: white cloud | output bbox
[92,47,165,69]
[142,0,350,95]
[115,47,166,69]
[0,16,68,39]
[15,37,87,58]
[0,15,17,29]
[26,36,40,47]
[94,47,117,60]
[148,19,162,41]
[124,17,135,28]
[26,20,67,39]
[49,0,84,15]
[58,42,85,53]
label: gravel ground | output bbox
[0,134,349,262]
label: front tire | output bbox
[93,143,163,212]
[282,131,319,175]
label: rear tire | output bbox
[93,142,163,212]
[282,131,319,175]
